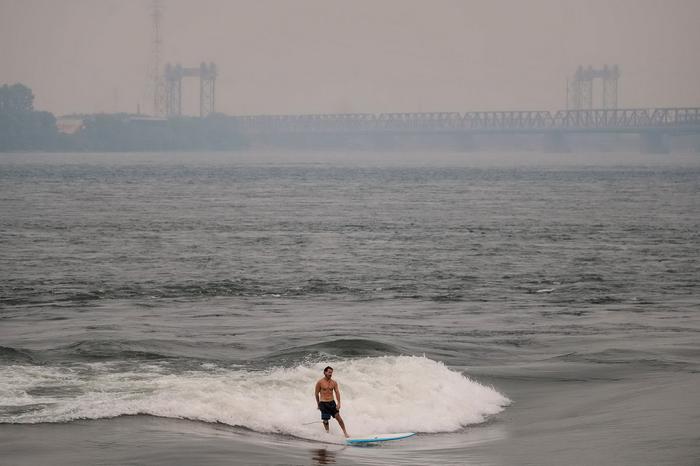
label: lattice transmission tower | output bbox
[149,0,166,117]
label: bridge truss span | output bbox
[461,111,553,130]
[230,107,700,134]
[553,107,700,130]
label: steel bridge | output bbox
[230,107,700,134]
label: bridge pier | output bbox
[452,133,478,152]
[686,133,700,153]
[640,131,670,154]
[542,131,570,153]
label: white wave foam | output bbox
[0,356,509,441]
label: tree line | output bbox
[0,83,59,151]
[0,83,249,152]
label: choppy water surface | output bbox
[1,151,699,466]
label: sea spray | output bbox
[0,356,509,441]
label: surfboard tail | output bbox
[345,432,416,445]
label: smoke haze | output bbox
[1,0,699,116]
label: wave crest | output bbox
[0,356,509,440]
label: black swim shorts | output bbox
[318,401,338,421]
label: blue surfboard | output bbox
[346,432,416,445]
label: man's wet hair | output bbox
[323,366,333,373]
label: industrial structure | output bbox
[149,0,165,117]
[147,1,218,118]
[164,62,218,118]
[569,65,620,110]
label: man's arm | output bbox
[314,381,321,406]
[333,382,341,410]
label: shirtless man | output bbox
[314,366,349,437]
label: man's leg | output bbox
[322,420,330,433]
[335,413,349,438]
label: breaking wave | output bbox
[0,356,509,442]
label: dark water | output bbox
[1,151,699,466]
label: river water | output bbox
[1,151,699,465]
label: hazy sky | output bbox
[1,0,699,116]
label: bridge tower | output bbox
[164,62,218,118]
[164,63,182,117]
[199,62,217,117]
[602,64,620,109]
[569,64,620,110]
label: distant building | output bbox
[126,115,168,124]
[56,116,84,134]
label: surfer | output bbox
[314,366,349,437]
